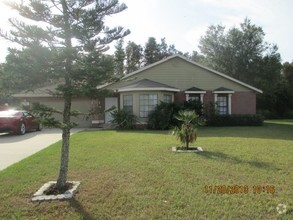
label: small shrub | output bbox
[172,110,205,149]
[184,99,204,116]
[148,100,204,130]
[148,102,181,130]
[110,109,137,129]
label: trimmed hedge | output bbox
[206,114,264,126]
[148,100,203,130]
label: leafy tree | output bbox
[125,41,143,74]
[198,18,285,117]
[283,61,293,92]
[2,46,54,93]
[199,18,281,87]
[114,39,125,75]
[0,64,7,104]
[0,0,129,191]
[184,51,206,64]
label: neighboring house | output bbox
[13,55,262,127]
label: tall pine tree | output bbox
[0,0,129,190]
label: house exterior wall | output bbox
[19,97,103,128]
[174,92,185,104]
[106,57,251,92]
[103,56,261,119]
[173,91,256,115]
[231,91,256,114]
[203,91,214,106]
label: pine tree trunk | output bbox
[56,94,71,189]
[56,0,72,190]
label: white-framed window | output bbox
[213,91,234,115]
[139,94,158,118]
[187,94,200,102]
[123,95,133,113]
[185,93,205,103]
[163,94,172,103]
[217,95,228,115]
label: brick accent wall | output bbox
[231,91,256,114]
[173,91,257,115]
[174,92,186,104]
[203,91,214,106]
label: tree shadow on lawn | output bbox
[197,151,278,170]
[83,122,293,140]
[69,198,96,220]
[199,122,293,141]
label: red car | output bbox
[0,110,42,135]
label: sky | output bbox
[0,0,292,63]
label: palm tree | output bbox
[173,110,204,149]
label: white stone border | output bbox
[32,181,80,202]
[172,146,203,153]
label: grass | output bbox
[0,120,292,219]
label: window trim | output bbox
[216,95,229,115]
[123,95,133,113]
[163,94,172,103]
[213,92,234,115]
[139,94,158,118]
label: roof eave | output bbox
[184,91,206,94]
[12,94,53,98]
[117,87,180,92]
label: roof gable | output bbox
[118,55,262,93]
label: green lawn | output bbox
[0,121,292,219]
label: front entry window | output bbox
[139,94,158,118]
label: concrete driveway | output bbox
[0,128,82,171]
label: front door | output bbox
[105,97,118,123]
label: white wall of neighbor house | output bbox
[119,91,174,123]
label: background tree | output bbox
[125,41,143,74]
[282,61,293,92]
[198,19,281,86]
[0,0,129,191]
[2,46,54,93]
[144,37,179,66]
[144,37,161,65]
[114,39,125,75]
[198,18,285,117]
[183,50,206,64]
